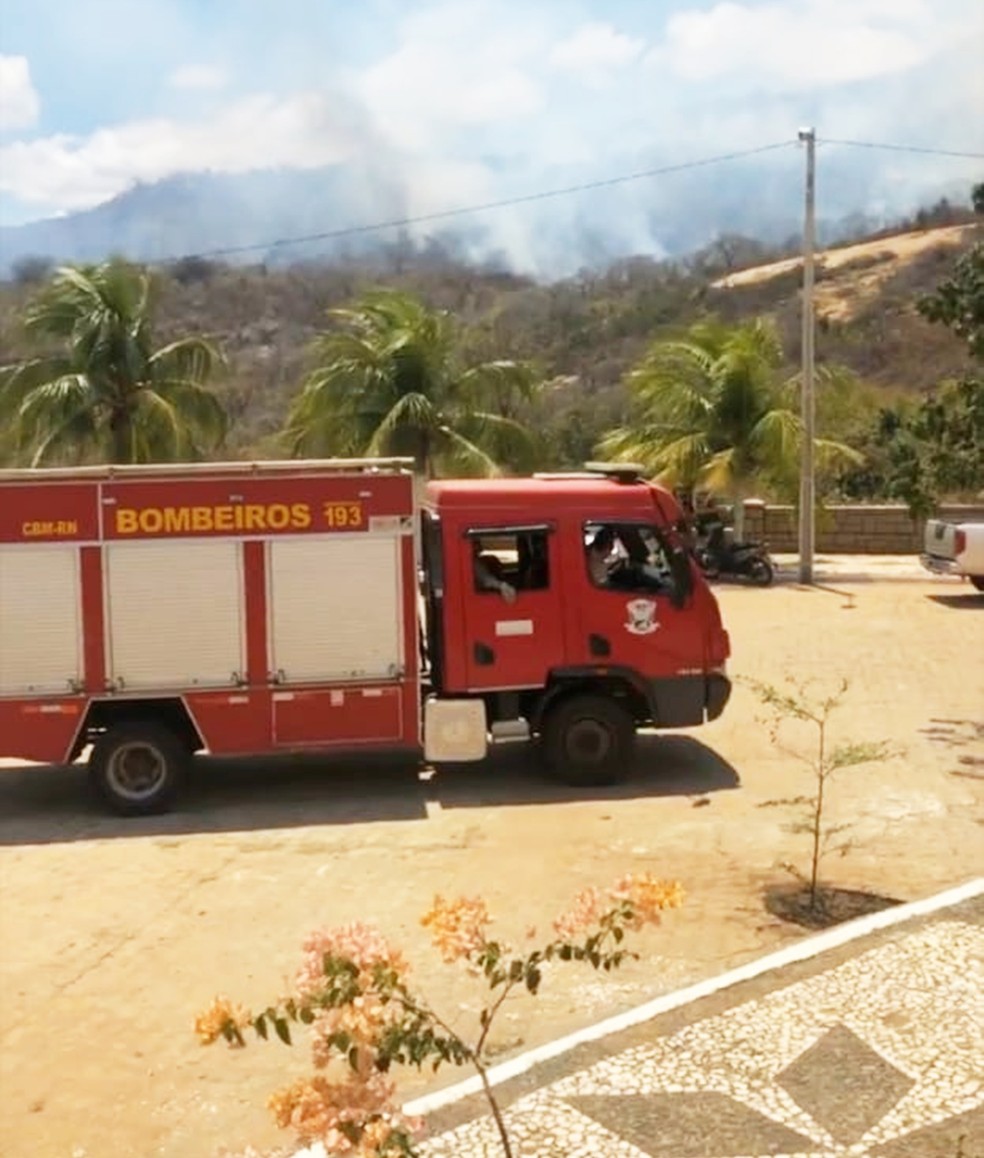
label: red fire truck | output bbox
[0,457,731,815]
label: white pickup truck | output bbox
[921,518,984,591]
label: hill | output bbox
[704,222,979,392]
[0,221,978,467]
[710,223,975,320]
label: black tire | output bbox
[971,576,984,593]
[748,556,774,586]
[88,721,188,816]
[541,694,636,787]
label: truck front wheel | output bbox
[971,576,984,592]
[88,722,188,816]
[541,693,636,787]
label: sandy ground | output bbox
[1,572,982,1158]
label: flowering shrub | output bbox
[196,873,684,1158]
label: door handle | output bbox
[589,633,611,657]
[473,642,495,666]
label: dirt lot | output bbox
[1,576,982,1158]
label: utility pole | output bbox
[798,127,817,585]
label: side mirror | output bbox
[668,545,694,609]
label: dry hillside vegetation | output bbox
[711,223,977,322]
[0,222,977,461]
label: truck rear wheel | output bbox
[541,693,635,787]
[88,722,188,816]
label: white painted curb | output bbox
[401,876,984,1117]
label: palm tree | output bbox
[0,260,226,466]
[598,317,861,537]
[284,289,538,477]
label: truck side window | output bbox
[471,530,550,595]
[584,522,673,594]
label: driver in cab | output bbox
[586,526,617,585]
[587,524,674,594]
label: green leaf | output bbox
[273,1018,291,1046]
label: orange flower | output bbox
[266,1073,418,1152]
[309,992,403,1071]
[194,995,253,1045]
[295,923,407,998]
[420,894,491,963]
[552,886,604,939]
[610,874,685,929]
[553,876,684,940]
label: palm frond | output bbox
[700,447,740,494]
[16,376,100,458]
[434,427,502,478]
[147,379,228,448]
[30,406,101,467]
[455,410,537,471]
[814,437,865,470]
[150,337,225,384]
[130,390,185,460]
[456,361,538,409]
[0,356,75,416]
[366,392,440,457]
[749,407,802,473]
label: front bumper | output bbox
[647,671,733,727]
[705,672,732,721]
[920,552,961,576]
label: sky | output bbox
[1,0,982,246]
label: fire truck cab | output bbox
[419,464,731,783]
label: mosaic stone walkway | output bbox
[416,895,984,1157]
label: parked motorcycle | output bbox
[693,520,775,586]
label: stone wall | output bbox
[740,503,984,554]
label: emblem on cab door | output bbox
[625,598,660,635]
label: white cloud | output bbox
[168,64,229,91]
[650,0,959,88]
[0,55,40,131]
[548,22,645,84]
[0,92,364,211]
[357,0,547,152]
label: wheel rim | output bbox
[565,718,614,765]
[106,742,168,801]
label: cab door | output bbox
[576,520,704,679]
[458,523,567,691]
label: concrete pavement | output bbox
[412,880,984,1157]
[770,554,960,584]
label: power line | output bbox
[175,135,983,266]
[192,140,797,260]
[818,137,984,160]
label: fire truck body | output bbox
[0,458,732,814]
